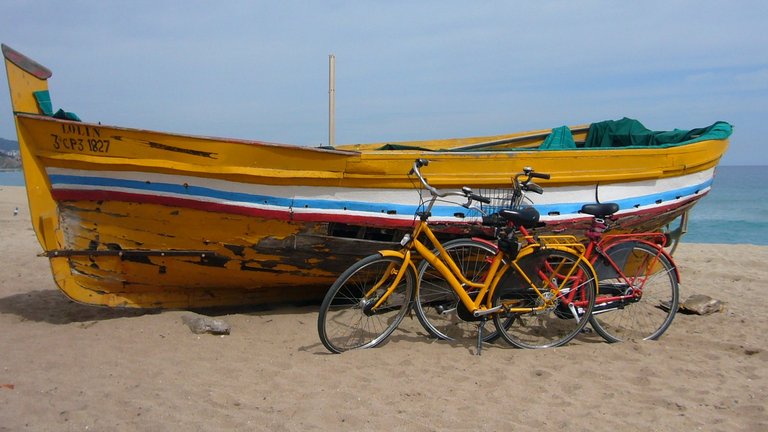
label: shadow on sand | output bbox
[0,289,153,324]
[0,288,323,325]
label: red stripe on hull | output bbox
[50,189,420,229]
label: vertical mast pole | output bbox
[328,54,336,147]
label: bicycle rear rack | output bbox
[537,235,585,254]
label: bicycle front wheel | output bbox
[318,254,415,353]
[414,238,500,343]
[589,241,679,342]
[492,249,596,349]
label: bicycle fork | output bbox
[365,250,414,315]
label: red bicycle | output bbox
[494,177,680,343]
[578,203,680,342]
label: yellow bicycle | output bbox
[317,159,597,353]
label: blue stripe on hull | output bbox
[48,173,714,219]
[533,178,714,216]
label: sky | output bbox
[1,1,766,165]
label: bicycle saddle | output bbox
[497,206,541,228]
[580,203,619,217]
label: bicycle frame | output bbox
[585,232,679,307]
[368,219,502,316]
[369,217,593,319]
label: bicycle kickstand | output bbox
[476,318,487,356]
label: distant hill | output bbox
[0,137,19,152]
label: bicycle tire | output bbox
[589,241,679,342]
[492,248,596,349]
[318,254,415,353]
[414,238,501,343]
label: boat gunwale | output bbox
[16,112,728,188]
[15,113,729,161]
[13,113,361,156]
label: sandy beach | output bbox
[0,185,766,431]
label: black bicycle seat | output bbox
[497,206,541,228]
[580,203,619,217]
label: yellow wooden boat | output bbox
[2,44,730,308]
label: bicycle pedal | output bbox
[435,303,456,315]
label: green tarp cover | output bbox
[32,90,53,115]
[375,118,732,152]
[539,125,576,150]
[33,90,81,121]
[583,117,732,149]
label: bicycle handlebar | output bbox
[464,187,492,204]
[409,159,549,211]
[409,159,440,197]
[409,159,491,205]
[517,167,551,183]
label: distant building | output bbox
[0,150,22,169]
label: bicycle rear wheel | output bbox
[318,254,415,353]
[589,241,679,342]
[492,249,596,349]
[414,238,500,343]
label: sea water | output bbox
[684,165,768,245]
[1,167,766,245]
[0,170,25,186]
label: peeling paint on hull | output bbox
[51,199,397,308]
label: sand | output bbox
[1,185,766,431]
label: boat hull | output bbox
[3,44,729,308]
